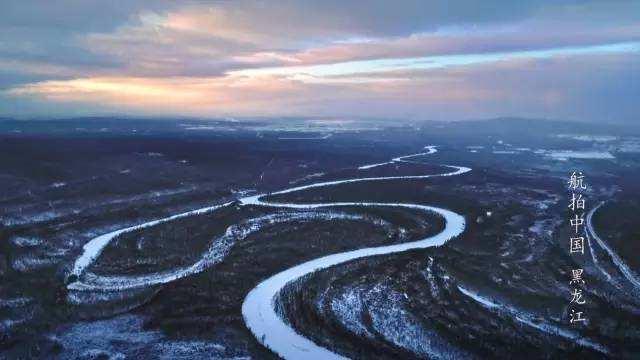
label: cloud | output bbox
[1,0,639,122]
[68,1,639,77]
[7,52,638,122]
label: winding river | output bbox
[68,145,471,358]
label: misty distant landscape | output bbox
[1,117,640,359]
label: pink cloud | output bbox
[8,52,636,122]
[74,4,639,77]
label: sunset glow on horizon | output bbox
[1,1,638,122]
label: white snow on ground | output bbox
[53,314,157,359]
[152,341,228,359]
[617,138,640,153]
[365,284,469,360]
[0,297,32,308]
[1,186,196,227]
[69,202,235,278]
[11,256,58,272]
[289,172,325,185]
[240,145,468,359]
[556,134,618,142]
[69,212,366,292]
[423,257,442,298]
[53,313,239,359]
[587,202,640,291]
[1,318,29,334]
[0,296,33,335]
[67,286,157,306]
[64,142,618,358]
[535,150,615,161]
[10,236,42,247]
[242,203,464,360]
[50,314,240,360]
[68,144,472,359]
[329,283,467,359]
[1,210,61,226]
[329,287,371,337]
[585,230,614,283]
[457,286,608,354]
[529,219,555,237]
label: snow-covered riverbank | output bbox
[68,145,472,359]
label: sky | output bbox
[0,0,638,122]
